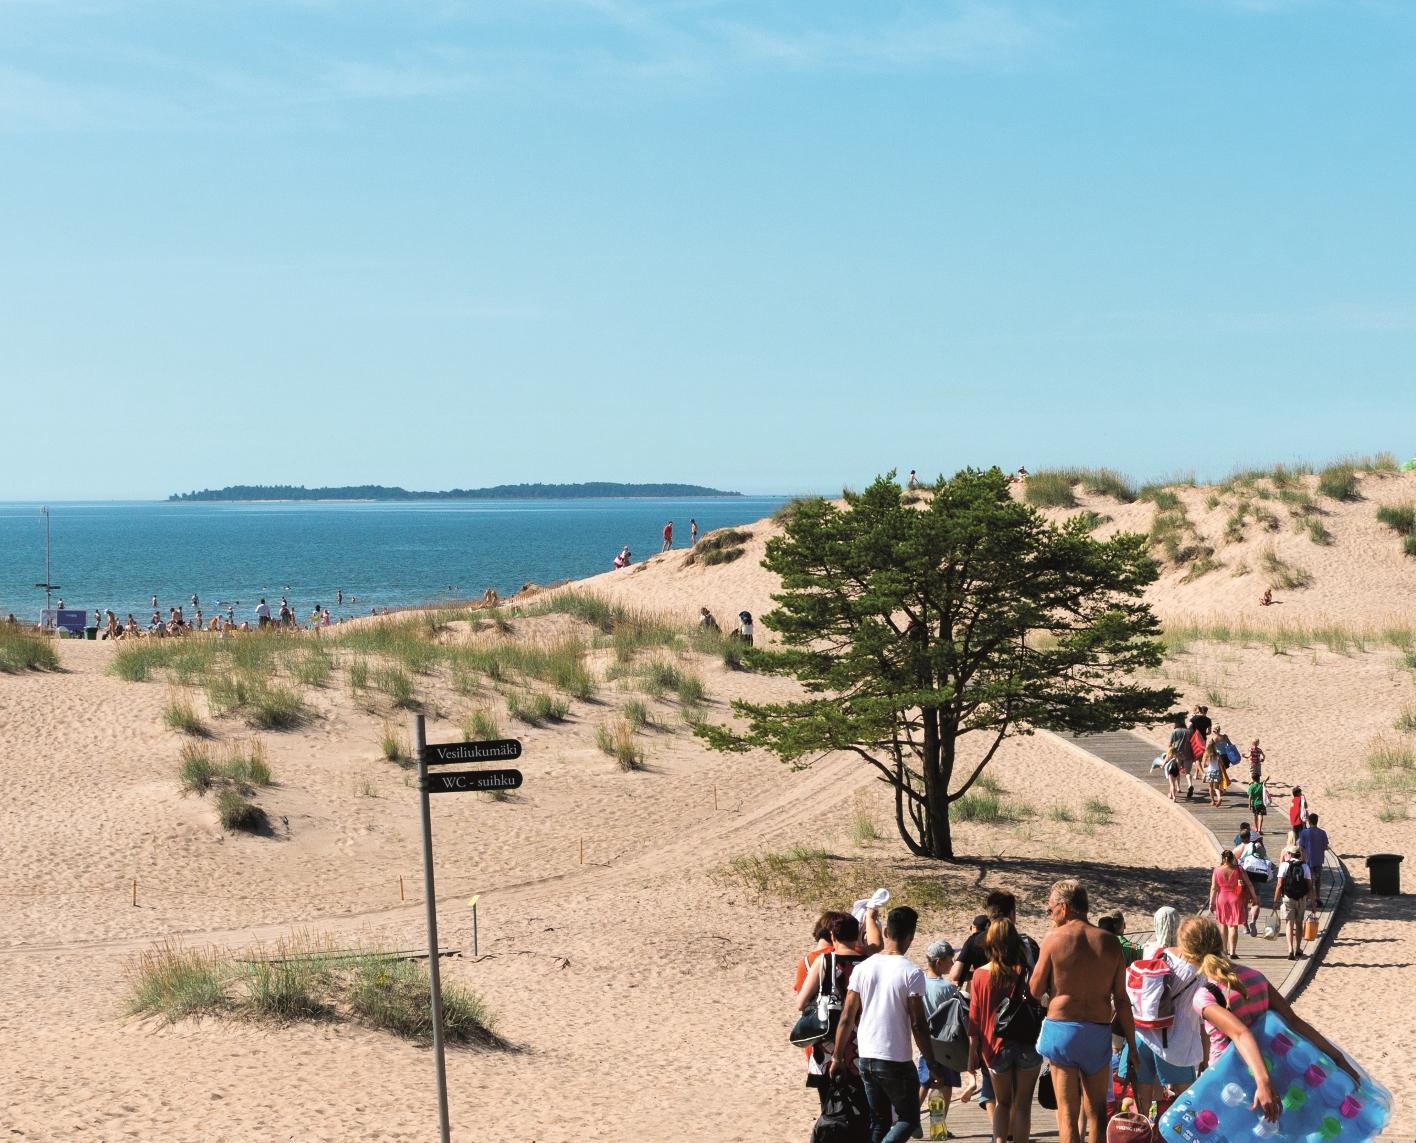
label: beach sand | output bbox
[1,475,1413,1139]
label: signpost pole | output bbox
[415,714,452,1143]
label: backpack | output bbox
[811,1075,869,1143]
[1126,956,1199,1049]
[927,990,970,1072]
[1281,861,1310,900]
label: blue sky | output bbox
[2,0,1413,499]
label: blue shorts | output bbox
[1037,1018,1113,1077]
[1124,1040,1197,1088]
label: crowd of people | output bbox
[611,517,701,570]
[1159,705,1333,962]
[792,877,1353,1143]
[68,592,363,640]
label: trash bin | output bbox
[1366,853,1403,895]
[84,626,98,640]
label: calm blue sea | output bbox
[0,497,792,623]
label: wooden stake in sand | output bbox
[579,837,585,865]
[713,784,718,811]
[400,875,405,902]
[131,878,137,908]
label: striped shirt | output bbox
[1192,962,1269,1061]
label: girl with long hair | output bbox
[967,920,1042,1143]
[1176,916,1358,1117]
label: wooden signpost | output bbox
[414,714,523,1143]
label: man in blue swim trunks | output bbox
[1029,879,1138,1143]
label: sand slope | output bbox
[2,478,1414,1139]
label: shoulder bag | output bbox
[790,952,836,1048]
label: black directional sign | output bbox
[425,768,524,794]
[425,738,522,766]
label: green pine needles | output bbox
[695,468,1177,861]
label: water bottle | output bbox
[1150,1100,1160,1124]
[928,1091,946,1140]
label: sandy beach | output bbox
[2,472,1413,1140]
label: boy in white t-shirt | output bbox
[831,906,947,1143]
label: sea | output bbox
[0,496,793,623]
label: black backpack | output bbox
[1281,860,1310,900]
[811,1075,869,1143]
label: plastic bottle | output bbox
[1150,1101,1161,1124]
[928,1091,946,1140]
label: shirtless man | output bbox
[1029,879,1137,1143]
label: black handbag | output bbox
[994,970,1045,1046]
[790,952,836,1048]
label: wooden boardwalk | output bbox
[938,729,1349,1142]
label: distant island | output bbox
[168,482,743,502]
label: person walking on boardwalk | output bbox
[1030,879,1139,1143]
[1208,849,1258,956]
[1273,844,1317,960]
[1177,916,1357,1106]
[1168,714,1195,800]
[968,919,1043,1143]
[1298,813,1330,903]
[831,907,946,1143]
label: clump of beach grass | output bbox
[1024,471,1078,508]
[127,942,230,1022]
[0,626,60,672]
[380,723,411,765]
[129,938,503,1046]
[216,788,266,832]
[623,699,652,730]
[163,693,208,736]
[1083,797,1114,826]
[1259,545,1314,590]
[596,717,644,770]
[347,657,369,696]
[1377,504,1416,536]
[1317,463,1359,501]
[683,528,752,567]
[464,708,500,741]
[851,800,880,845]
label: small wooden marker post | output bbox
[468,894,480,957]
[713,784,718,811]
[579,837,585,865]
[400,875,405,902]
[132,878,137,907]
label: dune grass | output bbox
[596,717,644,770]
[623,699,652,729]
[463,708,500,741]
[1377,503,1416,536]
[1259,544,1313,590]
[163,693,208,736]
[1073,509,1112,532]
[127,942,230,1022]
[380,723,411,765]
[180,739,273,795]
[128,939,505,1046]
[373,665,418,710]
[1317,463,1359,501]
[216,788,267,832]
[1083,797,1114,826]
[1162,619,1415,657]
[0,626,59,672]
[1024,471,1078,508]
[683,528,753,567]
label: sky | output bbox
[2,0,1414,499]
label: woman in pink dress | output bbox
[1208,849,1258,957]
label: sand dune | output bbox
[1,475,1413,1139]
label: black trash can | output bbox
[1366,853,1403,895]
